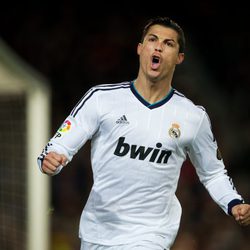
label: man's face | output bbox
[137,24,184,81]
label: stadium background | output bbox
[1,1,250,249]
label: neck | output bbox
[134,78,172,104]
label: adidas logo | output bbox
[116,115,129,124]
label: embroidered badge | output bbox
[59,120,71,132]
[169,123,181,138]
[216,148,223,160]
[54,119,72,139]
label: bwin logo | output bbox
[114,137,172,164]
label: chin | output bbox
[148,73,160,81]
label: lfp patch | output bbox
[58,120,71,133]
[54,119,72,139]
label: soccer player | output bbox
[37,16,250,250]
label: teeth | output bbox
[152,57,159,63]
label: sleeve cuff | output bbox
[227,199,244,216]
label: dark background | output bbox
[1,1,250,249]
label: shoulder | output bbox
[87,81,131,104]
[90,81,131,95]
[173,89,205,111]
[172,89,206,120]
[70,81,131,117]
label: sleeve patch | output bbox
[216,148,223,160]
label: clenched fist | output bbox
[42,152,68,175]
[232,204,250,226]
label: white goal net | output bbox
[0,39,51,250]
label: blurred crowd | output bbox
[1,3,250,249]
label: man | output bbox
[38,16,250,250]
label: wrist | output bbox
[228,199,244,216]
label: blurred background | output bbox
[0,1,250,249]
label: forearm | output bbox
[37,142,72,175]
[204,174,243,214]
[37,115,91,175]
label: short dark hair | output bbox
[141,17,186,53]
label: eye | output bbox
[148,36,157,42]
[165,41,174,47]
[147,34,157,42]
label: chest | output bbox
[98,98,194,154]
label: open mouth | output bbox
[151,55,160,69]
[152,56,160,64]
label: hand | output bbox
[42,152,68,175]
[231,204,250,226]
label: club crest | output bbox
[169,123,181,138]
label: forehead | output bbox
[146,24,179,41]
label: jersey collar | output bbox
[130,81,174,109]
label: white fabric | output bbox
[38,81,242,247]
[81,239,169,250]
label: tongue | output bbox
[151,62,160,70]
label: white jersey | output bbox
[38,81,243,247]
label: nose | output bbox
[155,42,163,52]
[155,48,162,52]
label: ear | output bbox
[137,43,142,56]
[176,53,185,65]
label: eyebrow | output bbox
[147,33,176,43]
